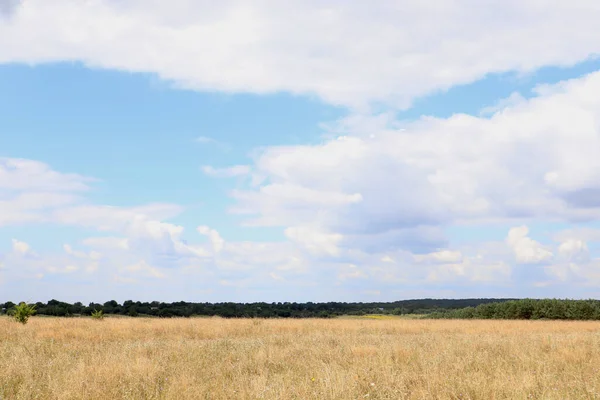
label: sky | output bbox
[2,1,600,303]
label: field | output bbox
[1,317,600,399]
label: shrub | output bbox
[11,302,36,325]
[91,309,104,320]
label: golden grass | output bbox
[1,316,600,399]
[342,314,400,320]
[348,314,416,320]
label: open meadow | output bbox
[1,316,600,399]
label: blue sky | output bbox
[0,63,341,246]
[2,1,600,303]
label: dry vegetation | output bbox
[1,316,600,399]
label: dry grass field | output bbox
[1,316,600,399]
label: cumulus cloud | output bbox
[227,72,600,256]
[0,157,213,275]
[197,225,225,253]
[544,239,599,284]
[557,239,590,263]
[2,1,600,108]
[507,226,553,264]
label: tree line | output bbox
[4,298,596,319]
[426,299,600,320]
[0,298,514,318]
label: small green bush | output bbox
[11,302,36,325]
[91,309,104,320]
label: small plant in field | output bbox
[10,302,36,324]
[91,309,104,320]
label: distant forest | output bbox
[2,298,599,319]
[426,299,600,320]
[0,298,514,318]
[0,298,516,318]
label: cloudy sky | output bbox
[2,0,600,303]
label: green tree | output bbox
[127,307,138,317]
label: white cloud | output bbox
[0,163,320,299]
[479,92,527,116]
[0,160,191,263]
[426,257,511,284]
[82,237,130,251]
[337,264,368,281]
[63,244,102,263]
[120,260,166,280]
[46,264,79,274]
[0,158,90,192]
[50,203,184,231]
[2,240,102,280]
[284,226,342,257]
[12,239,32,256]
[227,72,600,256]
[414,250,463,264]
[2,1,600,108]
[197,225,225,253]
[544,254,598,284]
[552,228,600,244]
[392,244,513,284]
[218,240,305,273]
[557,239,590,264]
[63,244,86,258]
[0,156,218,275]
[0,158,90,226]
[2,220,600,301]
[231,182,363,228]
[49,204,209,262]
[507,226,553,264]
